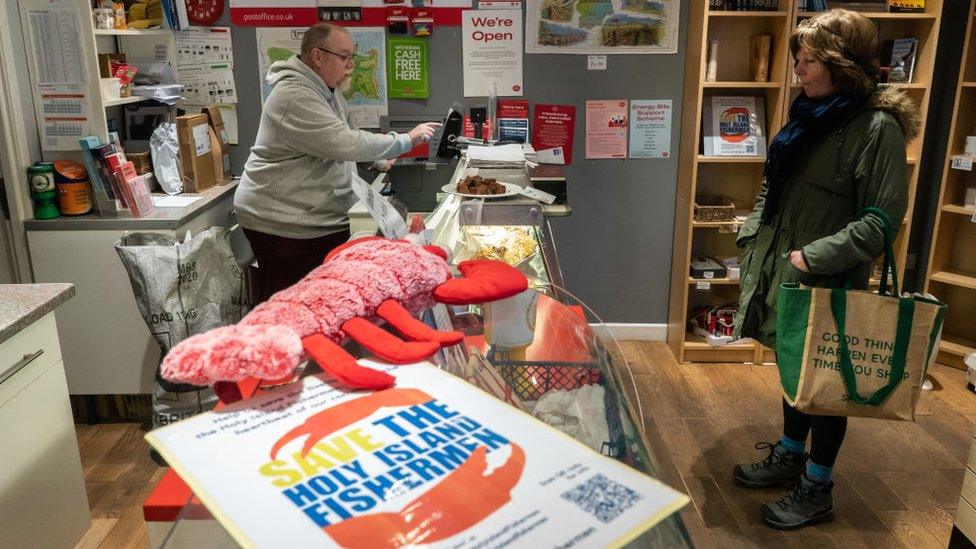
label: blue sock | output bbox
[806,461,832,484]
[779,435,805,455]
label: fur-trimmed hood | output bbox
[869,86,921,141]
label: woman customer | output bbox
[730,9,919,530]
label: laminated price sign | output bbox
[147,363,688,547]
[387,38,429,99]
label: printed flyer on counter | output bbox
[585,100,629,159]
[146,362,688,547]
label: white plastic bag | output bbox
[533,384,609,452]
[150,122,183,195]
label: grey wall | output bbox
[218,0,689,323]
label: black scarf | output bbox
[761,92,869,223]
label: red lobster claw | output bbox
[433,260,528,305]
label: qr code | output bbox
[560,473,643,523]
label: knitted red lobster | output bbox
[160,236,528,403]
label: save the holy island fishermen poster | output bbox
[146,362,688,547]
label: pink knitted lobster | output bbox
[160,236,528,403]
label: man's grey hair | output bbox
[300,22,347,59]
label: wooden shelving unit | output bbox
[924,1,976,371]
[669,1,943,365]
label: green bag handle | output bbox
[829,207,910,406]
[830,289,914,405]
[858,206,899,297]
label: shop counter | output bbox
[23,180,248,394]
[0,284,90,548]
[143,287,691,547]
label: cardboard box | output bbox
[176,113,217,193]
[128,151,152,175]
[203,105,232,182]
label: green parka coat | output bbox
[733,87,921,348]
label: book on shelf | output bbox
[750,35,771,82]
[885,38,918,83]
[888,0,924,12]
[705,40,718,83]
[702,96,767,157]
[826,0,888,10]
[709,0,780,11]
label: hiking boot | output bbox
[733,442,807,488]
[761,474,834,530]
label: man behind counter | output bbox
[235,22,440,303]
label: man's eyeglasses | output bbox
[313,47,355,63]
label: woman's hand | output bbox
[789,250,810,273]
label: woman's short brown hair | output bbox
[790,9,881,96]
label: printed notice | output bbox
[586,100,629,159]
[176,27,235,69]
[387,37,429,99]
[628,100,672,158]
[38,83,91,151]
[532,104,576,164]
[146,363,689,547]
[462,10,524,97]
[27,8,83,84]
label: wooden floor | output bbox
[72,341,976,548]
[621,342,976,549]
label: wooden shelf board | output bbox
[797,11,936,20]
[697,155,766,163]
[962,82,976,88]
[684,333,754,350]
[103,96,148,108]
[930,270,976,290]
[688,277,740,285]
[94,28,170,36]
[942,204,976,216]
[940,335,976,358]
[907,157,918,164]
[692,220,744,228]
[879,82,928,89]
[708,10,789,17]
[702,81,781,88]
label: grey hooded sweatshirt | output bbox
[234,55,412,238]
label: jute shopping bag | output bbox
[775,208,947,420]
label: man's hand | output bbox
[789,250,810,273]
[374,158,396,172]
[408,122,442,146]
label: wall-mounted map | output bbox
[256,27,387,128]
[526,0,678,54]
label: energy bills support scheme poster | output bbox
[256,27,388,127]
[146,362,688,547]
[387,37,429,99]
[462,10,524,97]
[628,99,671,158]
[525,0,679,54]
[585,100,628,159]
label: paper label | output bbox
[951,155,973,171]
[587,55,607,70]
[519,186,556,204]
[192,124,212,156]
[350,173,408,238]
[696,281,711,290]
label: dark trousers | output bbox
[782,398,848,467]
[243,227,350,304]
